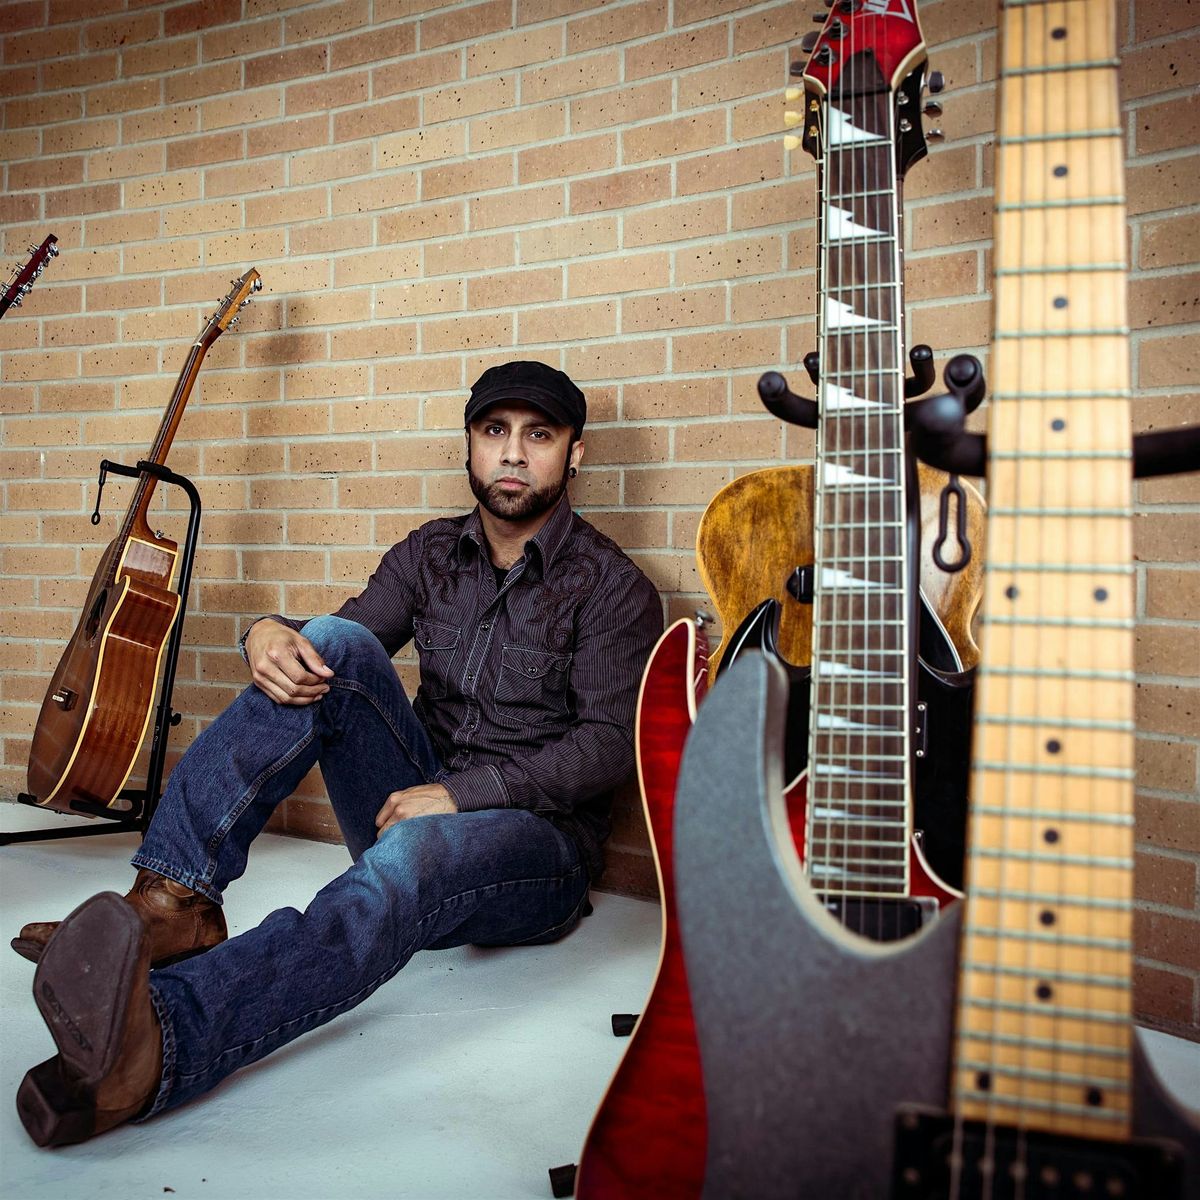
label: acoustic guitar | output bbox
[26,269,261,817]
[669,0,1200,1193]
[0,235,58,319]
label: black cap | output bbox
[465,360,586,438]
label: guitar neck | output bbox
[807,74,912,896]
[955,0,1134,1141]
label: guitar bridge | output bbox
[51,687,77,711]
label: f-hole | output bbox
[85,589,109,640]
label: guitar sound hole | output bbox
[85,589,108,640]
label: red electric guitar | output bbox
[0,235,58,319]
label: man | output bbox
[12,360,663,1148]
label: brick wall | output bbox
[0,0,1196,1038]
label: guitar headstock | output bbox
[199,267,263,348]
[787,0,936,174]
[0,235,59,319]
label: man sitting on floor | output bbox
[12,360,663,1148]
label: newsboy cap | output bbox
[464,360,586,438]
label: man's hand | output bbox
[375,783,457,837]
[245,620,335,706]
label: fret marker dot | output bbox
[1005,584,1019,600]
[1043,828,1060,844]
[1036,983,1053,1001]
[1053,164,1068,177]
[976,1070,991,1091]
[1053,296,1068,309]
[1086,1087,1104,1107]
[1094,587,1108,601]
[1051,418,1066,431]
[1046,739,1062,754]
[1051,26,1067,38]
[1039,909,1056,926]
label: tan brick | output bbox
[376,433,463,472]
[244,44,327,90]
[250,478,335,510]
[204,159,287,199]
[471,183,565,231]
[1135,681,1200,739]
[1134,850,1197,910]
[1127,153,1200,216]
[333,96,420,144]
[332,397,421,435]
[570,165,671,214]
[521,216,618,264]
[87,144,166,181]
[8,156,84,192]
[420,0,511,50]
[1121,30,1200,102]
[1136,733,1198,792]
[378,200,464,245]
[568,250,670,298]
[905,250,980,302]
[373,47,461,98]
[471,101,567,152]
[1140,332,1200,389]
[2,351,80,384]
[1134,0,1199,43]
[291,143,373,185]
[5,91,82,128]
[586,509,669,549]
[910,298,992,352]
[246,114,329,158]
[1128,272,1200,329]
[422,151,513,201]
[334,248,420,288]
[565,337,668,382]
[45,183,120,219]
[289,217,373,256]
[1133,962,1195,1030]
[421,312,513,355]
[87,77,162,119]
[425,232,515,277]
[906,144,979,202]
[571,80,673,133]
[675,325,783,374]
[680,49,789,113]
[425,74,516,126]
[122,34,200,78]
[85,12,160,53]
[625,286,726,333]
[468,267,562,310]
[911,194,993,250]
[624,376,728,420]
[624,464,731,507]
[1145,568,1200,620]
[625,112,724,167]
[331,321,420,357]
[582,426,669,467]
[376,280,464,320]
[1134,92,1200,156]
[284,0,370,43]
[43,314,119,349]
[377,356,464,397]
[467,24,561,76]
[626,21,726,80]
[332,23,416,71]
[42,117,119,155]
[124,172,203,210]
[518,132,618,184]
[286,291,372,328]
[626,197,727,249]
[522,51,619,103]
[676,233,783,285]
[568,1,667,54]
[520,299,616,345]
[283,363,371,401]
[41,51,119,91]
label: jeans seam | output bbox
[139,983,178,1121]
[326,676,435,784]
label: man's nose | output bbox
[500,433,526,464]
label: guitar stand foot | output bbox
[610,1013,638,1037]
[548,1163,577,1197]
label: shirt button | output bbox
[526,666,537,676]
[466,673,474,682]
[480,622,490,631]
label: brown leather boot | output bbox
[17,891,163,1147]
[11,868,226,968]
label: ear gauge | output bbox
[569,467,578,478]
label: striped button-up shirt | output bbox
[265,495,662,878]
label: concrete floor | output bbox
[1,804,1197,1200]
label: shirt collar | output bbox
[457,493,575,578]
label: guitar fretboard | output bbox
[954,0,1133,1142]
[808,65,912,898]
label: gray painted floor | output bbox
[1,806,1197,1200]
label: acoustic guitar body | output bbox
[27,531,180,815]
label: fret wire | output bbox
[811,836,914,847]
[985,666,1134,681]
[965,997,1127,1023]
[971,806,1131,825]
[974,848,1134,869]
[1001,129,1122,143]
[988,507,1132,517]
[959,1036,1124,1064]
[1005,59,1120,75]
[976,715,1134,732]
[988,390,1130,399]
[819,484,905,492]
[988,562,1133,575]
[994,264,1124,275]
[959,1060,1130,1092]
[982,616,1134,630]
[988,450,1131,461]
[967,963,1130,987]
[809,815,909,826]
[994,327,1130,338]
[807,853,908,864]
[974,761,1135,780]
[969,927,1130,950]
[954,1092,1127,1121]
[996,197,1122,210]
[971,888,1131,911]
[826,188,897,199]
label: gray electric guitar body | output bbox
[673,654,1200,1200]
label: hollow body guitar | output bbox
[670,0,1200,1195]
[26,270,261,816]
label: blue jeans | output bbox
[131,616,590,1117]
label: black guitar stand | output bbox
[2,459,202,847]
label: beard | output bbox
[468,456,572,522]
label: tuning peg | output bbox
[799,32,819,54]
[785,86,802,101]
[811,11,827,20]
[926,128,945,142]
[923,100,943,117]
[927,70,945,93]
[784,110,804,129]
[784,134,803,151]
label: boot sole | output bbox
[16,1058,94,1148]
[12,935,218,970]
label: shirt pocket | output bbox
[495,644,573,726]
[414,618,461,699]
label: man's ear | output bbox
[568,438,584,474]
